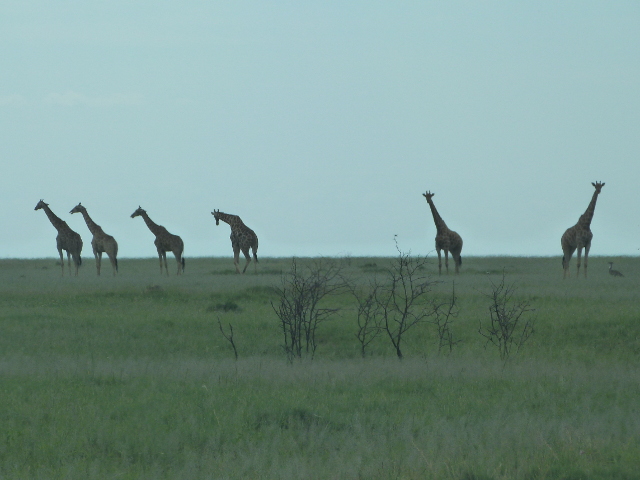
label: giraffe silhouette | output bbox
[70,203,118,276]
[422,191,463,275]
[131,207,185,275]
[35,200,83,276]
[561,182,604,279]
[212,209,259,274]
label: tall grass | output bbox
[0,256,638,479]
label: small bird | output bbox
[608,262,624,277]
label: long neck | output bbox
[427,200,448,232]
[218,212,240,228]
[577,190,600,228]
[79,209,101,235]
[140,212,165,236]
[42,205,67,232]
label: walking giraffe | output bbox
[131,207,185,275]
[211,210,259,274]
[70,203,118,276]
[422,191,463,275]
[34,200,83,276]
[561,182,604,279]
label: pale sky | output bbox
[2,2,639,259]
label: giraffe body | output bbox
[35,200,83,276]
[422,191,463,275]
[561,182,604,279]
[131,207,184,275]
[70,203,118,276]
[212,210,259,274]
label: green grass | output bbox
[0,255,639,479]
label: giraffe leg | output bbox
[562,246,575,279]
[107,253,117,276]
[576,247,582,278]
[241,247,251,274]
[444,250,450,275]
[157,250,165,275]
[583,244,591,278]
[233,244,241,274]
[436,249,442,276]
[58,248,64,277]
[96,251,102,276]
[67,251,72,277]
[163,253,169,276]
[253,247,258,273]
[174,252,182,275]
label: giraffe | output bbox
[211,209,259,274]
[34,200,83,276]
[561,182,604,279]
[70,203,118,276]
[422,191,463,275]
[608,262,624,277]
[131,207,185,275]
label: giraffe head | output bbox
[212,209,221,225]
[34,199,48,211]
[591,181,605,193]
[69,203,86,215]
[422,191,435,202]
[131,206,146,219]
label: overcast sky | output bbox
[2,2,639,259]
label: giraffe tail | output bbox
[181,257,185,272]
[115,258,119,272]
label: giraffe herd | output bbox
[34,182,615,278]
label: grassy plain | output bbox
[0,255,639,479]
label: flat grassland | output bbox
[0,256,638,479]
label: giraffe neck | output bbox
[577,190,600,228]
[140,212,165,237]
[78,209,101,235]
[41,204,68,232]
[426,199,448,232]
[217,212,241,229]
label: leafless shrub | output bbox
[432,282,460,354]
[348,279,384,358]
[374,241,455,359]
[479,271,536,362]
[271,258,347,362]
[217,318,238,360]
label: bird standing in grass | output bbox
[608,262,624,277]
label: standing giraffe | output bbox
[70,203,118,276]
[34,200,83,276]
[212,210,259,274]
[422,191,463,275]
[131,207,185,275]
[561,182,605,279]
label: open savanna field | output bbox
[0,255,639,479]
